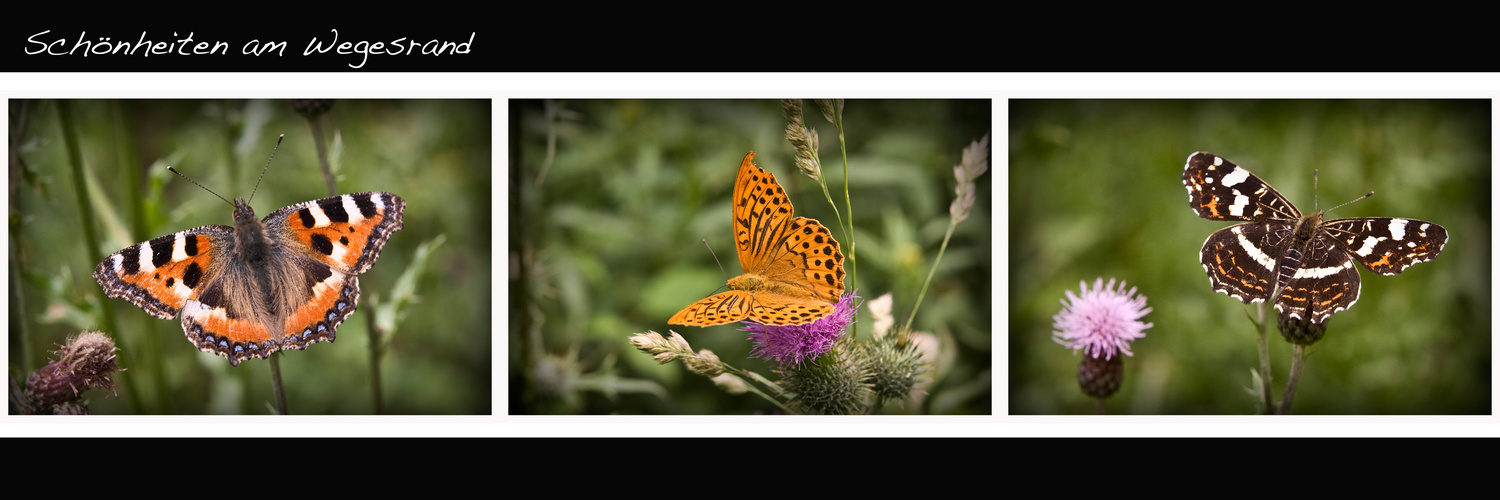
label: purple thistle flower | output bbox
[743,292,859,366]
[1052,278,1151,360]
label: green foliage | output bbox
[8,99,491,415]
[1010,100,1490,414]
[512,100,991,414]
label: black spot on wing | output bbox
[149,235,175,268]
[310,233,334,256]
[320,198,350,223]
[183,262,203,289]
[298,208,316,229]
[354,194,377,218]
[120,245,141,275]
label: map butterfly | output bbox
[1182,152,1448,325]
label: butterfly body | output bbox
[669,152,845,327]
[1182,152,1446,324]
[95,192,404,366]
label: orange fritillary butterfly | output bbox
[669,151,846,327]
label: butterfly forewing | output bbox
[733,151,795,273]
[1183,151,1448,325]
[1183,152,1300,223]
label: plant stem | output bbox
[1255,300,1274,414]
[1280,344,1307,414]
[715,362,794,414]
[57,100,140,413]
[270,352,287,414]
[904,217,958,336]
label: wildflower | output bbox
[17,331,121,415]
[743,292,859,367]
[1052,278,1151,400]
[868,293,894,338]
[1052,278,1151,360]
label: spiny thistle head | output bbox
[1277,311,1328,345]
[1077,352,1124,399]
[1053,278,1151,400]
[863,333,928,403]
[19,331,121,414]
[778,341,871,415]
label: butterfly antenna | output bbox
[166,166,233,206]
[1328,190,1375,213]
[1312,168,1375,214]
[702,239,729,277]
[247,134,284,204]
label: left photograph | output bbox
[9,99,492,415]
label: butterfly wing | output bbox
[1321,217,1448,276]
[745,292,839,326]
[732,151,794,273]
[1183,152,1301,223]
[1198,222,1290,304]
[94,225,233,320]
[731,152,845,302]
[758,216,845,302]
[670,290,755,326]
[263,192,406,275]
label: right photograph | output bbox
[1009,99,1490,414]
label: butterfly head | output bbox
[232,197,259,225]
[1293,210,1324,242]
[230,197,272,263]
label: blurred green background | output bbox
[9,99,491,415]
[510,99,992,414]
[1010,100,1490,414]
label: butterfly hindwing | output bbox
[747,294,837,326]
[759,216,845,303]
[1198,222,1287,304]
[669,290,755,326]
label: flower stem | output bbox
[714,362,794,414]
[1280,344,1307,414]
[904,217,958,336]
[1255,300,1274,414]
